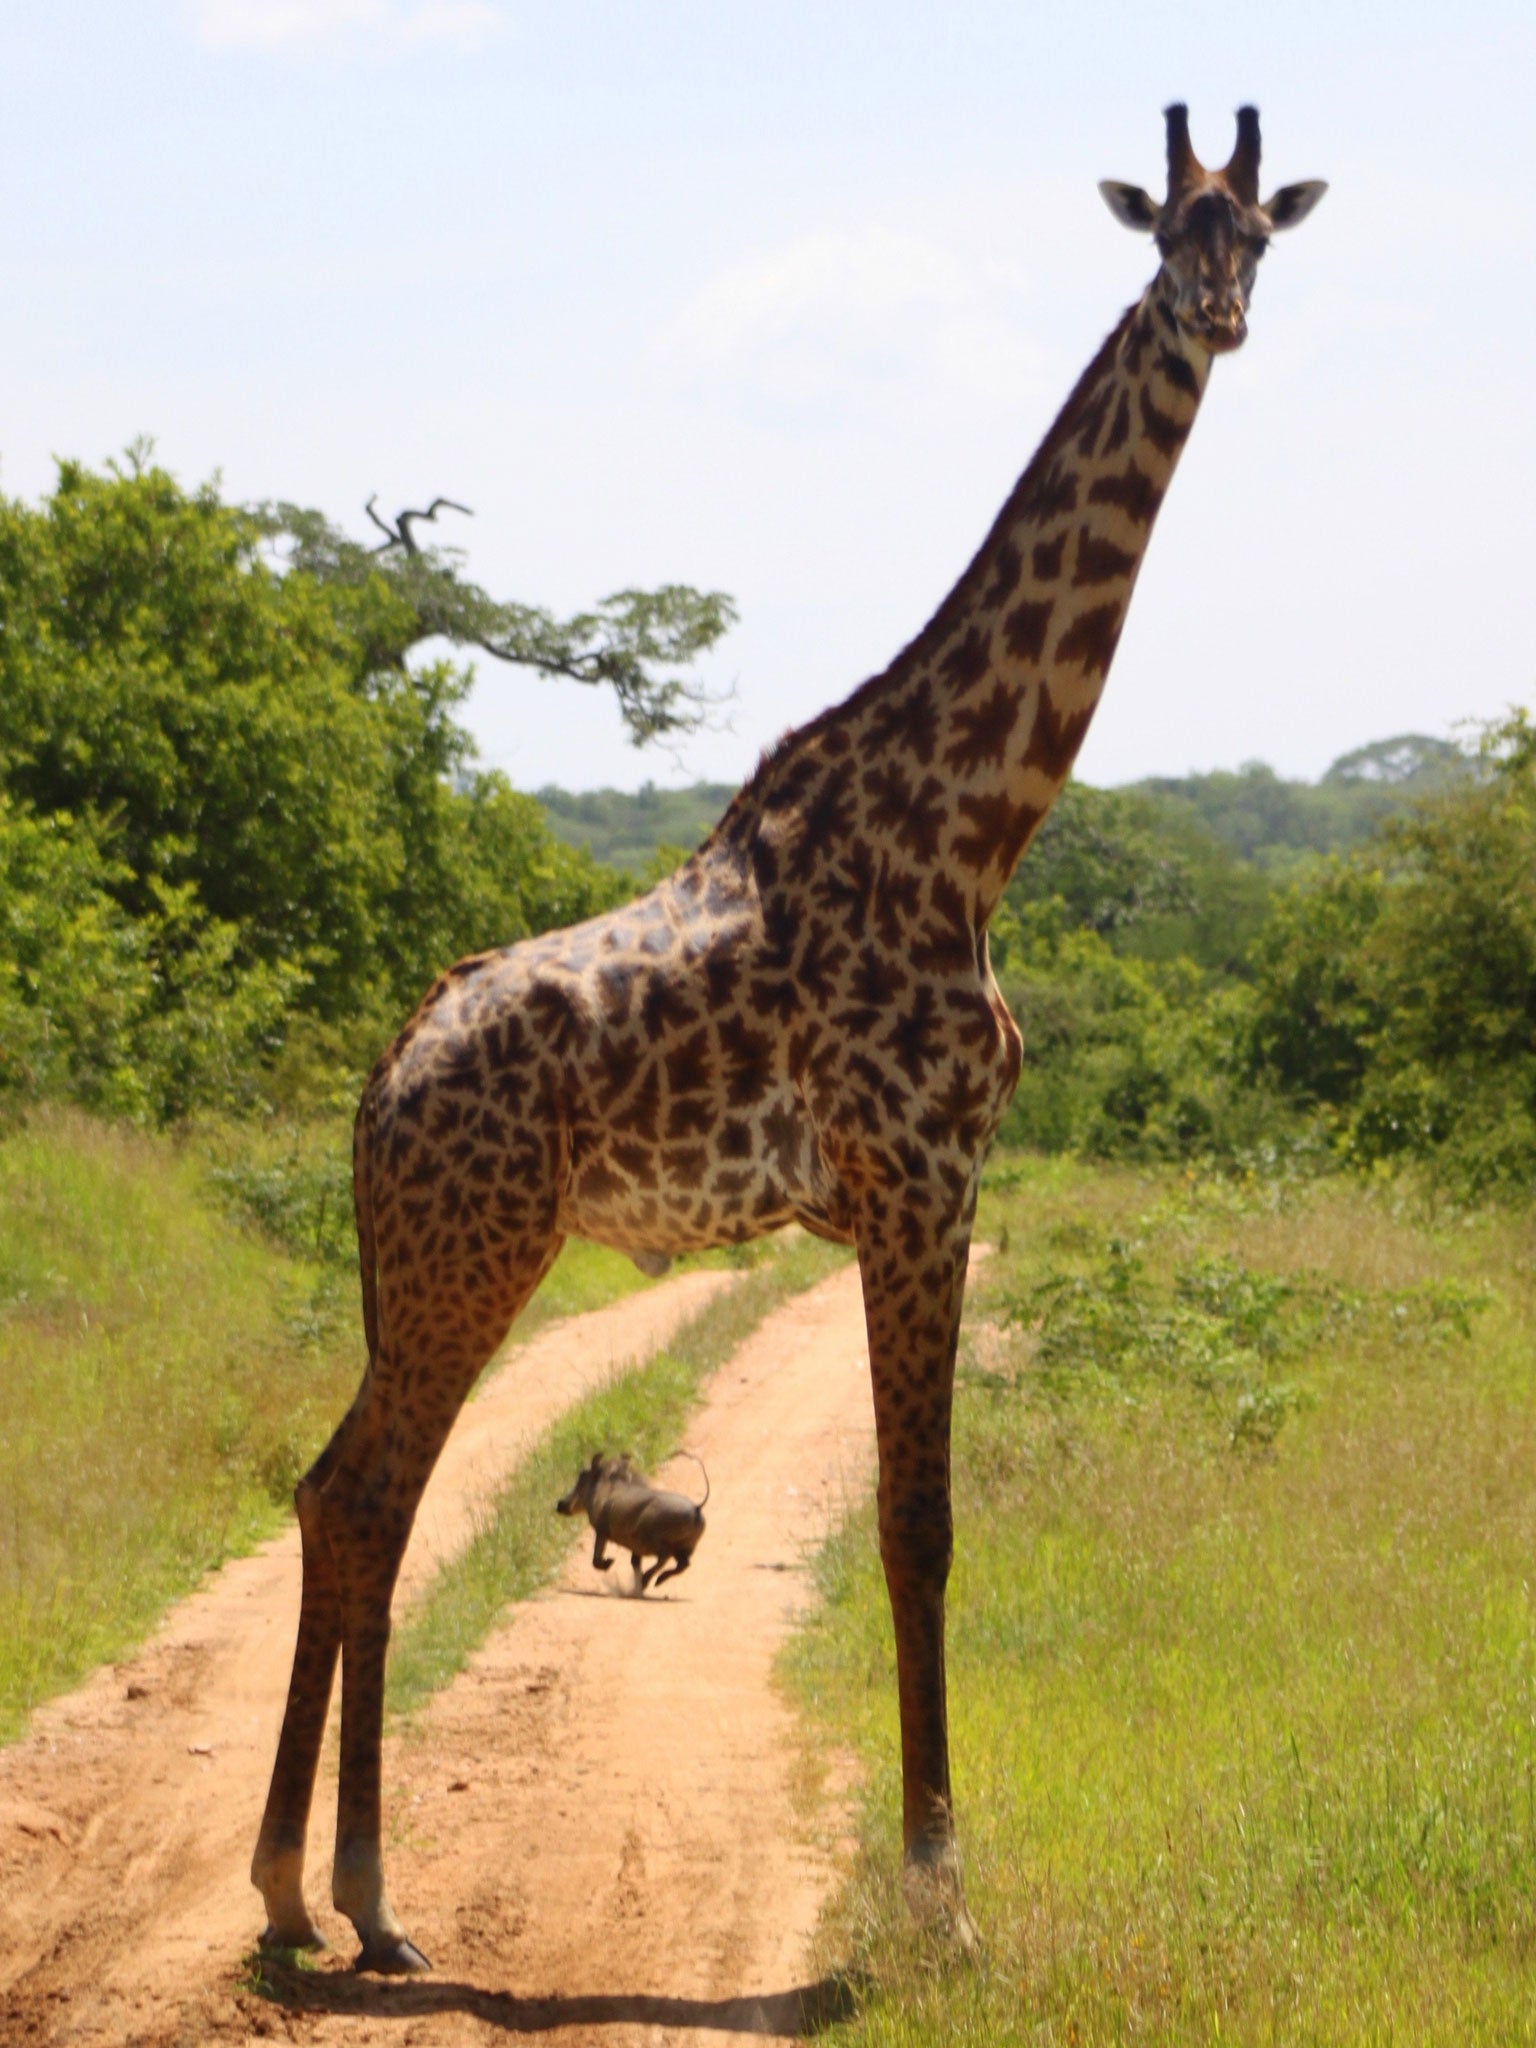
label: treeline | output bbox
[535,736,1469,880]
[991,719,1536,1199]
[0,454,732,1122]
[538,781,737,874]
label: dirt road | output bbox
[0,1255,883,2046]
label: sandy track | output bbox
[0,1256,885,2046]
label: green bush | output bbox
[1244,715,1536,1198]
[990,902,1293,1166]
[0,795,297,1121]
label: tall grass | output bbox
[0,1112,366,1738]
[787,1154,1536,2044]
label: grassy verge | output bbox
[0,1111,366,1739]
[385,1228,851,1719]
[0,1110,691,1743]
[787,1153,1536,2045]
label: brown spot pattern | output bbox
[944,680,1023,774]
[1073,530,1138,586]
[1002,598,1054,664]
[1053,602,1124,678]
[1022,689,1098,780]
[1032,532,1067,581]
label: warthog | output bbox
[555,1451,709,1593]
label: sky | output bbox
[5,2,1534,795]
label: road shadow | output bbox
[552,1585,696,1605]
[249,1955,859,2036]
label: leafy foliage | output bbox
[1245,714,1536,1195]
[985,718,1531,1201]
[0,795,299,1121]
[988,899,1291,1165]
[0,453,673,1120]
[1006,1237,1315,1451]
[1001,781,1195,936]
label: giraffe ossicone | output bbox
[252,103,1325,1973]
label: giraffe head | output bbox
[1099,104,1326,355]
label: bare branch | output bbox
[365,496,473,555]
[247,495,737,748]
[363,495,396,549]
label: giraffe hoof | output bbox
[902,1855,982,1955]
[258,1921,327,1955]
[354,1933,432,1975]
[949,1900,983,1957]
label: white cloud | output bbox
[662,223,1050,418]
[190,0,499,52]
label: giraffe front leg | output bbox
[856,1185,980,1952]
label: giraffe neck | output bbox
[825,277,1212,927]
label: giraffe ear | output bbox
[1262,180,1328,231]
[1098,181,1160,232]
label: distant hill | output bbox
[1124,734,1471,872]
[536,781,737,873]
[535,736,1471,878]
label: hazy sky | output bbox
[6,2,1533,794]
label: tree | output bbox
[251,495,737,747]
[1244,714,1536,1194]
[998,782,1194,939]
[0,452,705,1116]
[1242,861,1387,1110]
[1321,733,1468,788]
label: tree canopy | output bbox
[0,452,734,1118]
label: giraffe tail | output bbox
[353,1075,381,1369]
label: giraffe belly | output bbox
[555,1094,840,1257]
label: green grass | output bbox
[0,1110,698,1744]
[787,1153,1536,2045]
[0,1110,368,1739]
[386,1228,851,1719]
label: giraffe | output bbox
[253,104,1326,1972]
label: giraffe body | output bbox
[254,105,1325,1971]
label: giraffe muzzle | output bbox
[1192,294,1247,353]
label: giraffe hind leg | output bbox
[326,1236,563,1972]
[251,1425,353,1950]
[254,1222,561,1971]
[313,1370,484,1972]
